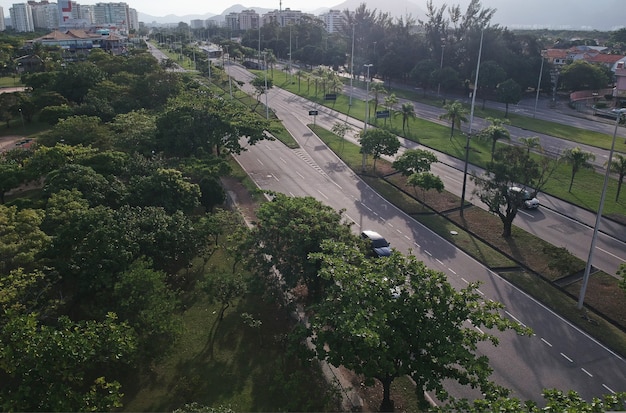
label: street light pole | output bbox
[461,29,483,218]
[349,24,355,107]
[533,54,545,118]
[577,109,625,310]
[362,63,373,172]
[264,53,269,119]
[437,39,445,97]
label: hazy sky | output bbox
[0,0,340,17]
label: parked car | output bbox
[509,186,539,209]
[361,230,391,257]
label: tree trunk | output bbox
[505,103,509,117]
[502,218,513,238]
[568,173,575,192]
[379,376,395,412]
[616,177,623,202]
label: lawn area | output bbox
[121,233,341,412]
[310,123,626,358]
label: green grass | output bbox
[0,76,23,88]
[121,246,340,412]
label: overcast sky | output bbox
[0,0,338,17]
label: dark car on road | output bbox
[361,230,391,257]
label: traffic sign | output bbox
[325,94,337,101]
[309,110,318,116]
[376,110,390,119]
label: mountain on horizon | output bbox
[139,0,625,31]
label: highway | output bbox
[226,62,626,403]
[230,62,626,277]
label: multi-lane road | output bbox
[223,61,626,403]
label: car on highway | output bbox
[509,186,539,209]
[361,230,391,257]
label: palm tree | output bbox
[608,153,626,201]
[519,136,542,155]
[370,82,387,119]
[384,93,398,127]
[561,147,596,192]
[295,70,306,92]
[439,101,468,139]
[397,102,416,134]
[480,117,510,160]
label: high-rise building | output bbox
[0,7,6,31]
[93,2,130,32]
[238,9,259,31]
[320,9,345,34]
[262,8,305,28]
[9,3,35,32]
[128,7,138,31]
[190,19,204,29]
[30,1,59,29]
[224,12,238,32]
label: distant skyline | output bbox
[0,0,340,17]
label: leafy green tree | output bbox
[392,148,438,176]
[251,76,274,112]
[0,157,23,204]
[560,60,610,91]
[331,121,352,151]
[0,205,51,273]
[359,128,401,171]
[307,241,530,411]
[244,193,353,301]
[198,176,225,212]
[472,146,545,237]
[397,102,416,133]
[23,144,97,181]
[519,136,542,155]
[479,117,511,160]
[496,78,522,117]
[561,146,596,192]
[109,110,157,156]
[475,60,507,109]
[128,168,200,213]
[370,82,387,118]
[113,258,180,357]
[439,101,468,138]
[618,263,626,294]
[440,388,626,412]
[38,115,112,148]
[54,61,106,103]
[608,153,626,202]
[383,93,398,126]
[0,313,136,412]
[407,172,444,201]
[44,164,127,208]
[410,59,438,96]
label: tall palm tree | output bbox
[397,102,416,134]
[608,153,626,201]
[561,147,596,192]
[480,117,510,160]
[439,101,468,139]
[519,136,542,155]
[384,93,398,127]
[295,70,306,92]
[370,82,387,118]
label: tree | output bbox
[370,82,387,118]
[38,115,112,148]
[560,60,610,91]
[496,78,522,117]
[392,148,438,176]
[407,171,444,201]
[53,61,106,103]
[359,128,401,172]
[519,136,542,155]
[0,313,136,412]
[0,157,23,204]
[244,193,354,301]
[0,205,51,273]
[331,121,352,152]
[479,117,511,160]
[128,168,201,213]
[251,75,274,112]
[439,101,468,139]
[397,102,416,134]
[561,146,596,192]
[475,60,507,109]
[619,263,626,295]
[383,93,398,126]
[472,146,546,237]
[198,176,226,212]
[441,388,626,412]
[608,153,626,202]
[410,59,438,96]
[307,241,530,411]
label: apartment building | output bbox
[9,3,34,32]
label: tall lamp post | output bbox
[533,53,545,118]
[460,29,483,218]
[577,109,625,309]
[349,24,355,106]
[437,38,445,97]
[264,52,269,119]
[362,63,373,172]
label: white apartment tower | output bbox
[0,7,5,31]
[238,10,259,30]
[9,3,35,32]
[93,2,130,32]
[30,1,59,29]
[190,19,204,29]
[320,9,345,34]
